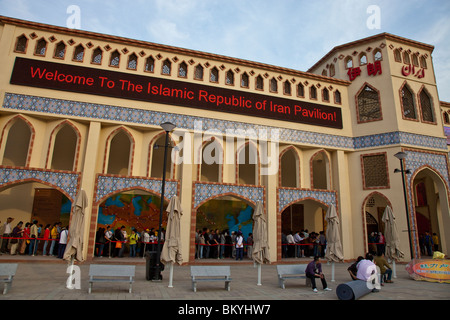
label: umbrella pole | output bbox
[331,262,335,282]
[393,260,397,278]
[168,262,174,288]
[257,263,262,286]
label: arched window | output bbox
[226,70,234,85]
[297,83,305,97]
[357,85,382,122]
[53,41,66,59]
[1,117,32,167]
[310,86,317,100]
[194,64,204,80]
[443,112,450,124]
[50,123,78,171]
[162,59,171,75]
[420,56,427,69]
[210,67,219,83]
[237,142,258,185]
[109,50,120,67]
[151,135,173,179]
[145,56,155,72]
[373,49,382,61]
[401,83,417,120]
[311,151,330,190]
[127,53,138,70]
[73,44,85,62]
[412,53,419,67]
[35,38,47,56]
[280,148,299,188]
[200,139,222,182]
[256,75,264,90]
[270,78,278,92]
[14,35,28,53]
[329,64,335,77]
[322,88,329,102]
[91,47,103,64]
[178,61,187,77]
[334,90,342,104]
[403,51,410,65]
[394,49,401,62]
[241,72,249,88]
[419,88,434,123]
[359,53,367,66]
[284,81,291,95]
[107,130,132,175]
[345,56,353,69]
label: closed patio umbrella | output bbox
[252,201,270,285]
[160,195,183,288]
[325,204,344,281]
[382,205,404,278]
[63,189,88,289]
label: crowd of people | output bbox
[194,228,251,260]
[282,230,327,259]
[94,226,166,258]
[0,217,69,258]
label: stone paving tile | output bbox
[0,255,448,302]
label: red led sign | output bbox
[10,57,343,129]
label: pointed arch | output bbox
[45,120,81,171]
[279,146,300,188]
[148,132,176,179]
[197,136,223,182]
[417,85,436,124]
[0,115,35,167]
[310,150,331,190]
[103,127,134,175]
[236,140,260,186]
[399,81,418,121]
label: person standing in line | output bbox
[305,256,332,293]
[286,231,295,258]
[29,220,39,256]
[432,233,439,252]
[49,222,60,256]
[424,231,433,256]
[42,224,51,256]
[235,231,244,261]
[377,232,386,256]
[10,221,23,256]
[246,233,253,259]
[231,231,236,259]
[1,217,14,253]
[318,231,326,258]
[219,230,226,259]
[128,229,139,257]
[198,230,205,259]
[20,222,30,254]
[57,226,69,259]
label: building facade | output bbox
[0,16,448,262]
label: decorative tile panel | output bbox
[278,188,337,213]
[0,167,80,200]
[95,174,179,204]
[4,93,447,151]
[193,182,265,208]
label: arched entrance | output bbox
[362,192,391,254]
[195,195,255,260]
[95,189,169,258]
[413,167,450,256]
[0,181,72,254]
[281,199,328,258]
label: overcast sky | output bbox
[1,0,449,101]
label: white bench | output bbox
[88,264,135,294]
[0,263,18,294]
[190,266,232,292]
[277,264,311,289]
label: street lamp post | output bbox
[154,122,176,281]
[394,151,414,259]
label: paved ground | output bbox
[0,254,448,304]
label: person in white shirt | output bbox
[235,231,244,260]
[356,253,380,292]
[1,217,14,253]
[57,227,69,259]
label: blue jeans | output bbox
[129,244,136,257]
[43,240,49,255]
[236,247,243,260]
